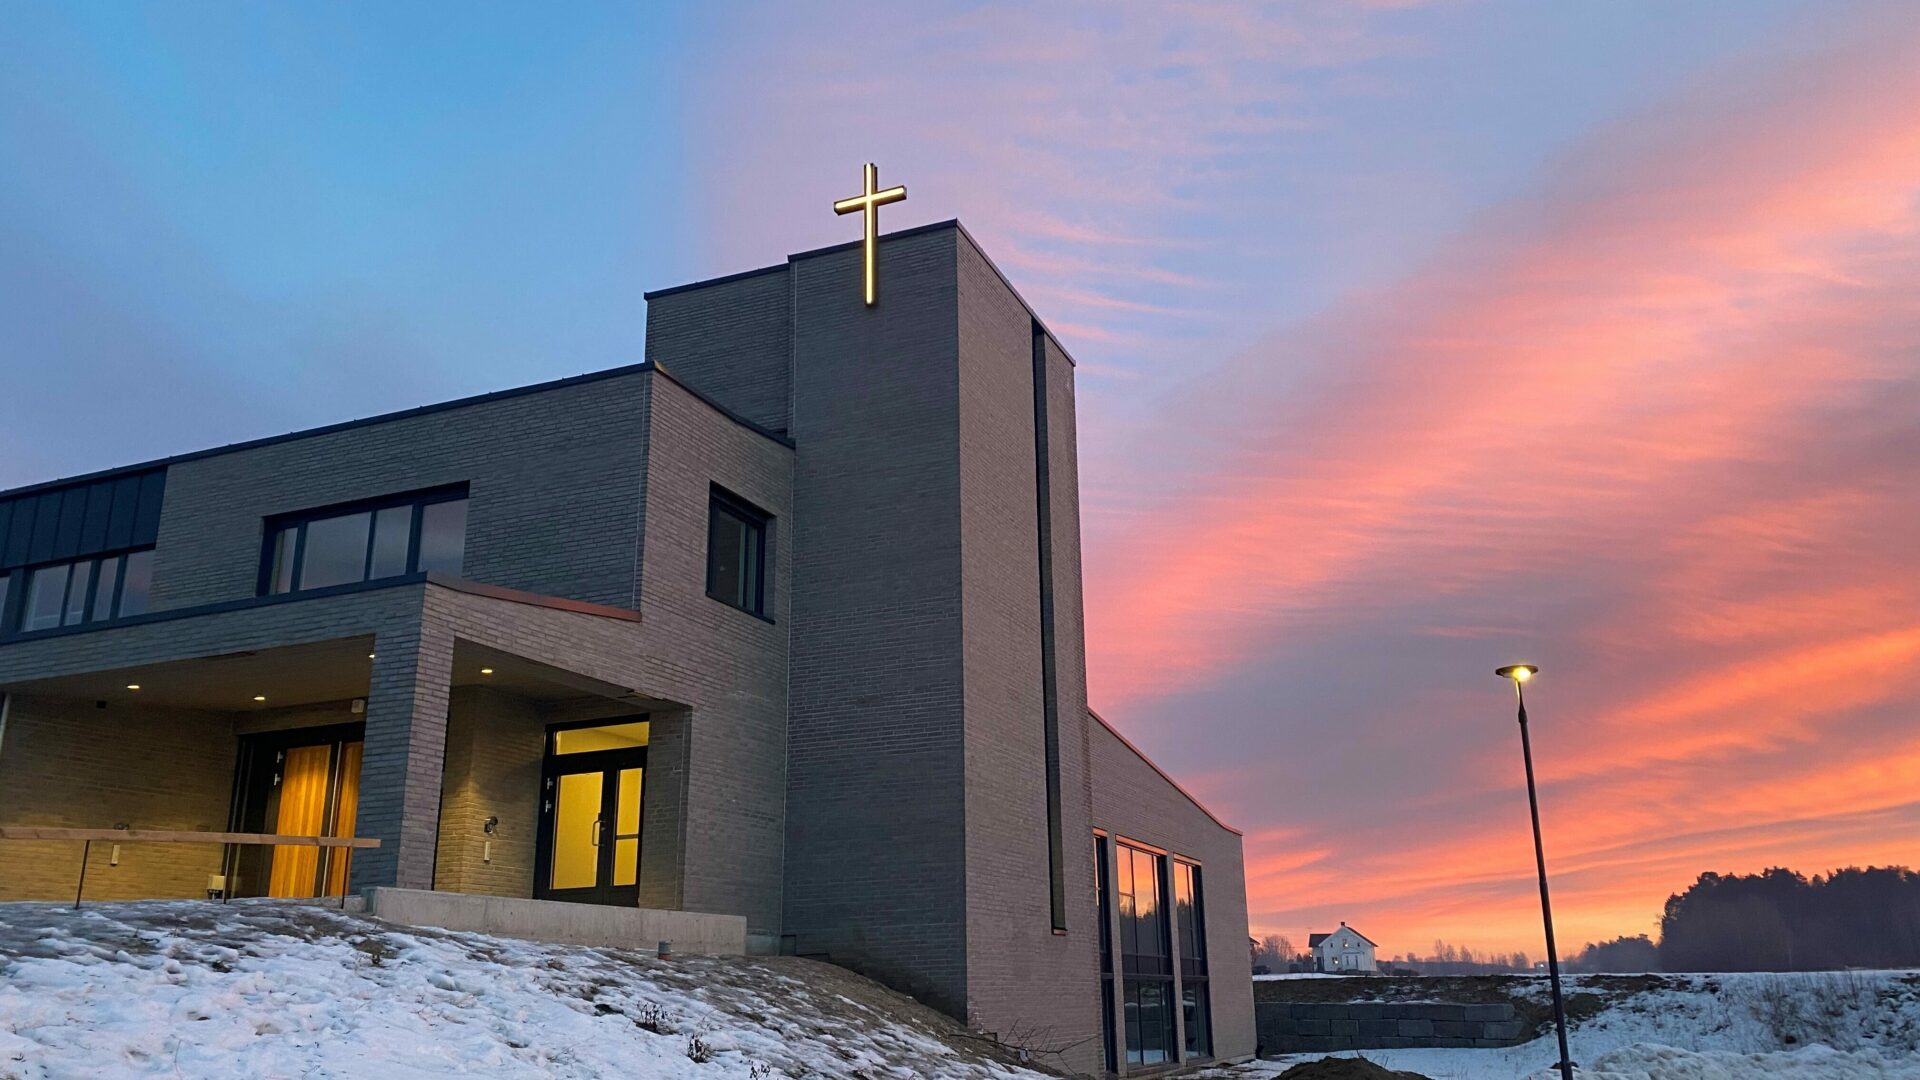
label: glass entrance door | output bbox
[229,725,365,899]
[534,719,648,906]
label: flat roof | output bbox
[643,218,1078,368]
[0,361,790,502]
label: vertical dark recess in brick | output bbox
[1032,321,1067,930]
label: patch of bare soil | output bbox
[1275,1057,1433,1080]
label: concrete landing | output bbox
[366,888,746,955]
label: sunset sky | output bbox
[4,1,1918,956]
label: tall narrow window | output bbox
[1176,860,1212,1058]
[1118,841,1174,1066]
[1096,834,1117,1074]
[118,549,152,617]
[706,486,769,618]
[262,487,466,596]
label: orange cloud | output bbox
[1083,10,1920,952]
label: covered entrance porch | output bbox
[0,580,691,913]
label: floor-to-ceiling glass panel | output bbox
[324,742,364,897]
[550,771,604,891]
[613,767,642,887]
[270,745,332,897]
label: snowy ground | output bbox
[0,901,1051,1079]
[1207,970,1920,1080]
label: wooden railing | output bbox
[0,826,380,908]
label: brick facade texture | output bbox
[0,222,1253,1074]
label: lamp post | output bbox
[1496,663,1574,1080]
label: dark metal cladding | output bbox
[0,467,165,572]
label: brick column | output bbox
[350,617,455,892]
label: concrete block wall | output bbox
[0,694,233,901]
[1091,715,1258,1066]
[1256,1001,1530,1053]
[148,370,652,614]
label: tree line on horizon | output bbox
[1257,866,1920,975]
[1569,866,1920,972]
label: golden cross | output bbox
[833,162,907,306]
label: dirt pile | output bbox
[1276,1057,1434,1080]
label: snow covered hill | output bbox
[0,901,1052,1080]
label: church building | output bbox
[0,217,1253,1074]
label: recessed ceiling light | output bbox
[367,652,376,660]
[252,695,267,703]
[479,667,494,676]
[126,684,141,691]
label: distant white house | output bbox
[1309,923,1377,973]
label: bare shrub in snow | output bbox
[632,1002,673,1034]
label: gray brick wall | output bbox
[645,268,793,434]
[953,231,1104,1074]
[632,373,793,934]
[782,227,972,1015]
[149,372,651,614]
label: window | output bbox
[262,488,467,596]
[1095,834,1118,1074]
[9,549,152,633]
[1176,860,1212,1058]
[706,486,769,617]
[1117,841,1174,1066]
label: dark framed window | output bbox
[260,486,467,596]
[1117,840,1174,1066]
[1096,833,1117,1074]
[1176,860,1212,1058]
[706,486,769,618]
[4,548,152,634]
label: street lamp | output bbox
[1497,663,1574,1080]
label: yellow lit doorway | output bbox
[231,725,364,899]
[534,718,647,906]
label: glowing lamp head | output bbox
[1496,664,1539,684]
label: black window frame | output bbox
[0,546,154,637]
[705,485,771,620]
[1176,858,1212,1059]
[1116,839,1176,1067]
[257,484,469,597]
[1096,832,1117,1074]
